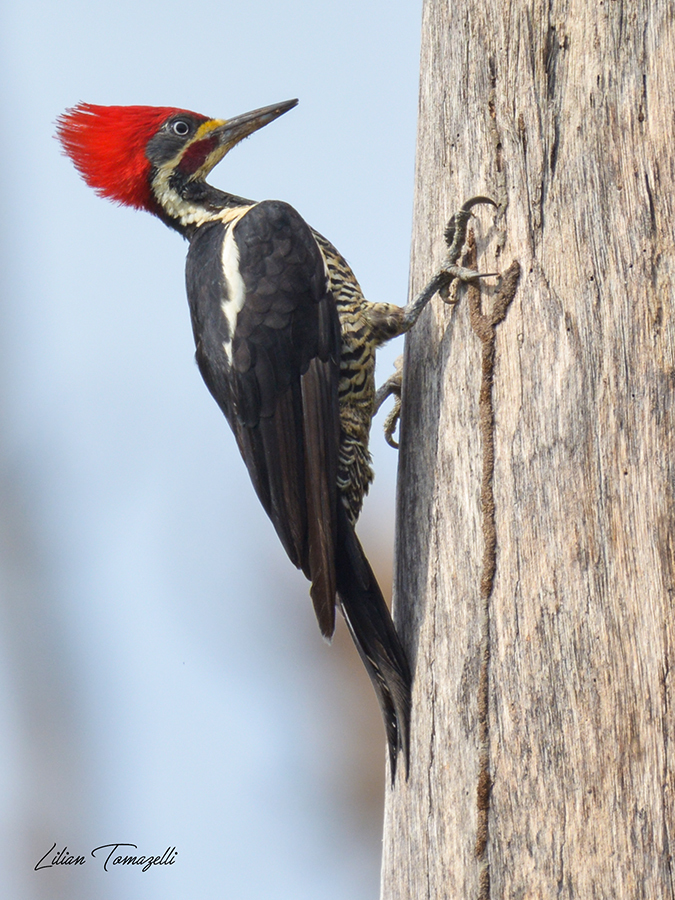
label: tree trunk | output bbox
[382,1,675,897]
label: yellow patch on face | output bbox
[194,118,226,140]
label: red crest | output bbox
[56,103,198,210]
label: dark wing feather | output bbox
[185,201,340,637]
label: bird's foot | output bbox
[438,197,498,301]
[374,356,403,448]
[400,196,499,330]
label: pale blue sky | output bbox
[0,2,422,897]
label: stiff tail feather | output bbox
[334,502,411,782]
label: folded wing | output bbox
[185,200,341,637]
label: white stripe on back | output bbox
[220,222,247,364]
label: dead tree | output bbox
[381,1,675,897]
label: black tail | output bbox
[335,502,411,782]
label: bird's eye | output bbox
[172,120,191,136]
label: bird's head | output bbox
[56,99,298,226]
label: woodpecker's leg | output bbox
[398,196,497,334]
[374,197,498,445]
[374,356,403,448]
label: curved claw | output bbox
[444,196,497,248]
[460,195,497,213]
[375,357,403,449]
[442,264,499,281]
[383,400,401,449]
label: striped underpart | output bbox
[312,231,404,524]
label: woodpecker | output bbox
[57,98,491,780]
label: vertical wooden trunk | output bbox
[382,1,675,897]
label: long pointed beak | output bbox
[213,99,298,151]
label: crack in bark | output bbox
[662,609,675,899]
[465,232,521,900]
[425,559,439,900]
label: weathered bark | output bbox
[382,1,675,898]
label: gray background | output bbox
[0,1,421,897]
